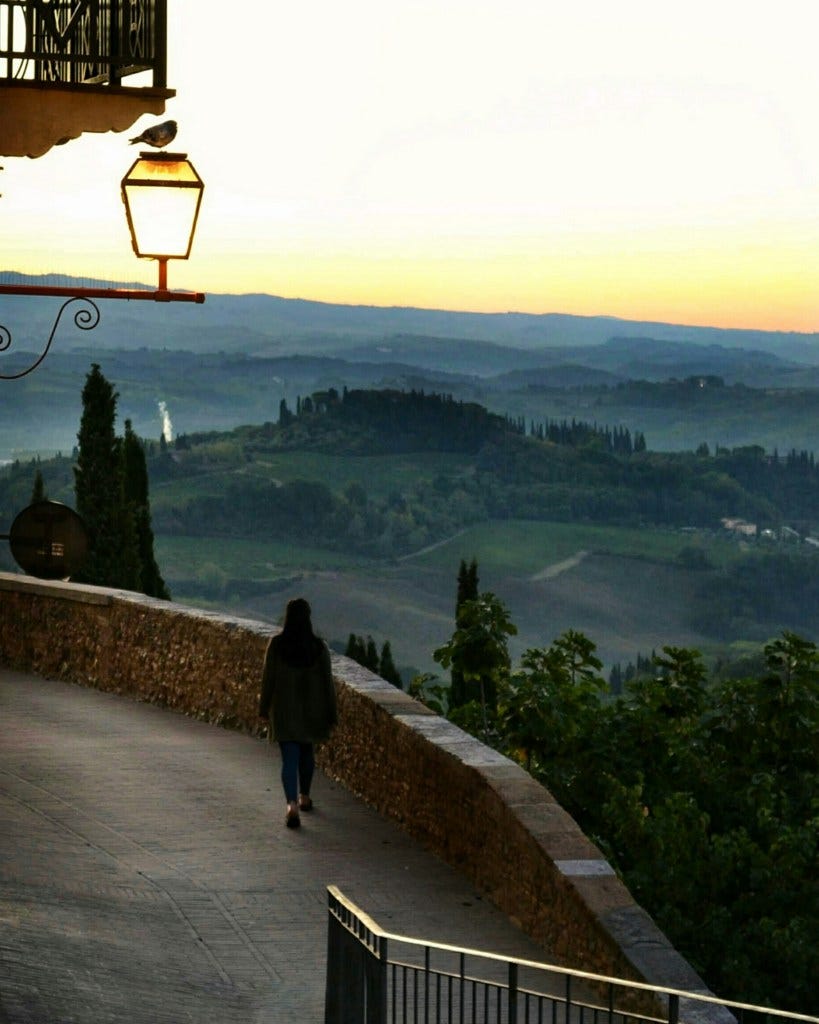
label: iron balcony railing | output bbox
[325,887,819,1024]
[0,0,167,87]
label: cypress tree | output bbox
[364,636,379,672]
[456,557,479,613]
[122,419,169,599]
[73,365,167,598]
[345,633,364,663]
[379,641,402,688]
[456,559,469,614]
[450,558,480,709]
[73,364,127,587]
[31,469,46,503]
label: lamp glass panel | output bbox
[124,184,201,258]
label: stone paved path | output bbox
[0,668,554,1023]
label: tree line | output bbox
[343,633,402,687]
[529,418,646,455]
[273,387,518,455]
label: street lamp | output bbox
[121,151,205,295]
[0,150,205,379]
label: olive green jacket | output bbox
[259,639,338,742]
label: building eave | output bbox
[1,81,175,158]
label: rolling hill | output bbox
[4,271,819,458]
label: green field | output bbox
[407,519,740,574]
[157,519,737,582]
[154,534,371,578]
[150,450,472,509]
[156,519,747,679]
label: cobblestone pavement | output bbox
[0,668,554,1023]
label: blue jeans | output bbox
[279,741,315,803]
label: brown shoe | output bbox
[298,795,313,812]
[286,804,301,829]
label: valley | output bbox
[2,278,819,685]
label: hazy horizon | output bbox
[4,269,819,342]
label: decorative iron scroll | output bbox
[0,0,166,86]
[0,296,100,380]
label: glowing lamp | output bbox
[121,152,204,292]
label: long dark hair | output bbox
[275,598,322,667]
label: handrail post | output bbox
[508,961,518,1024]
[325,888,368,1024]
[366,934,388,1024]
[668,993,680,1024]
[325,892,344,1024]
[424,945,431,1024]
[459,952,466,1024]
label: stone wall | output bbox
[0,571,720,1013]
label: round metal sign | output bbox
[9,500,88,580]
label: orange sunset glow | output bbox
[3,0,819,334]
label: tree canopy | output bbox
[429,593,819,1013]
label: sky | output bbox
[3,0,819,332]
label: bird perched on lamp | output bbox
[129,120,178,148]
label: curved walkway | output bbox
[0,668,550,1023]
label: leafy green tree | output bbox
[434,592,516,736]
[434,606,818,1010]
[498,631,606,776]
[714,632,819,801]
[629,645,708,720]
[408,672,447,715]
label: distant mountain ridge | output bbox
[3,271,819,363]
[4,271,819,458]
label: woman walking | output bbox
[259,598,338,828]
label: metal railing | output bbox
[0,0,167,87]
[325,887,819,1024]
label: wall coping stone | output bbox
[0,572,114,605]
[0,571,280,634]
[557,860,617,877]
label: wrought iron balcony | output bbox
[1,0,167,87]
[1,0,173,157]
